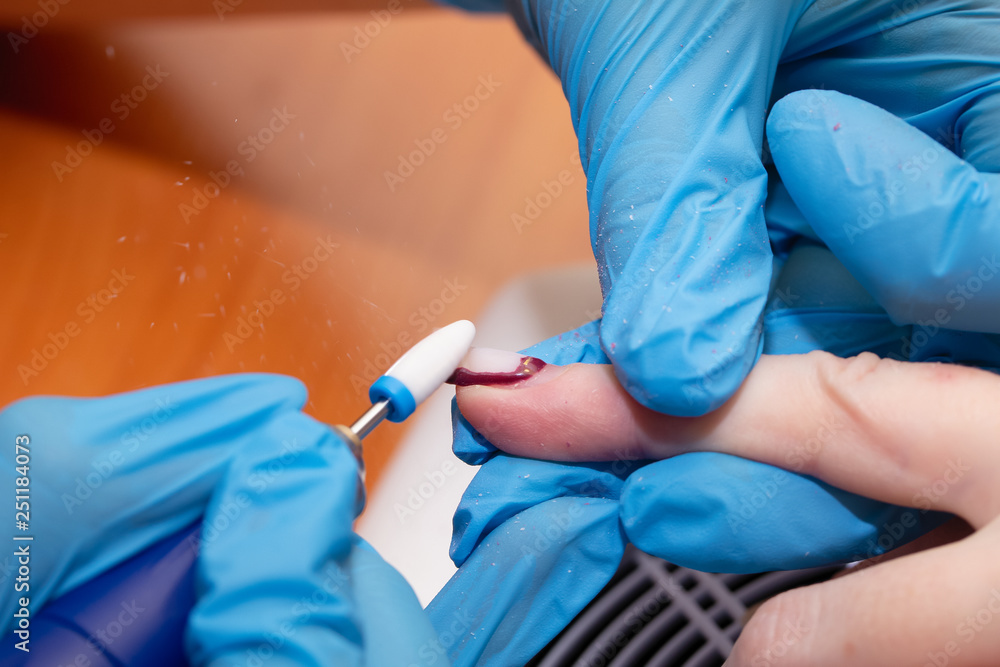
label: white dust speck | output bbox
[105,45,115,59]
[117,236,126,243]
[255,251,285,268]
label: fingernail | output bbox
[446,347,548,387]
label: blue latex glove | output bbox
[437,0,1000,417]
[767,89,1000,337]
[432,84,1000,662]
[185,388,440,666]
[0,376,441,665]
[428,331,632,667]
[0,374,306,635]
[429,316,950,666]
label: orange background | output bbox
[0,4,592,490]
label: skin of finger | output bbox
[833,517,974,579]
[710,351,1000,528]
[454,363,678,462]
[456,352,1000,527]
[727,518,1000,667]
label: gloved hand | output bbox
[185,384,440,666]
[433,86,1000,663]
[437,0,1000,417]
[0,374,307,634]
[0,375,441,666]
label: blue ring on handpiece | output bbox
[369,376,416,422]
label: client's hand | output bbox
[455,352,1000,666]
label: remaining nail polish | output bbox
[446,347,547,387]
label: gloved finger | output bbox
[725,521,1000,667]
[773,1,1000,172]
[0,373,306,626]
[429,497,625,667]
[449,454,635,566]
[762,241,913,358]
[767,90,1000,334]
[185,409,362,665]
[457,352,1000,527]
[506,0,816,416]
[621,452,946,573]
[187,409,439,665]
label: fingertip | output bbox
[455,363,646,462]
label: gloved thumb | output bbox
[767,90,1000,334]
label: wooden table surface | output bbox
[0,7,593,490]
